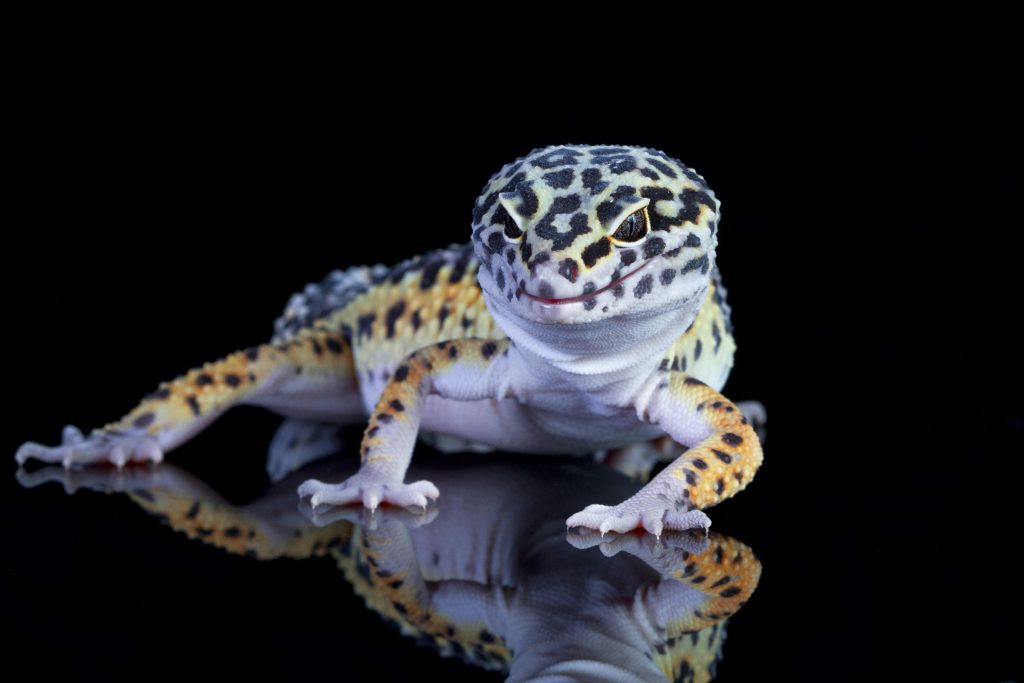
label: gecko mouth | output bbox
[523,260,652,305]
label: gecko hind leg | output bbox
[15,328,362,470]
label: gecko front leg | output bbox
[298,338,511,511]
[567,375,764,537]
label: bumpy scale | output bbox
[16,145,763,535]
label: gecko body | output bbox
[17,145,763,535]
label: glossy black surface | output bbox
[5,24,1019,682]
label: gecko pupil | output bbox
[504,211,523,240]
[612,209,647,242]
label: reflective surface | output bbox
[16,454,760,682]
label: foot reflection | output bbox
[18,455,760,681]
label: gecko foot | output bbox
[15,426,164,469]
[566,498,710,538]
[297,473,439,512]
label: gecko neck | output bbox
[484,290,704,379]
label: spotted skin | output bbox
[16,144,762,537]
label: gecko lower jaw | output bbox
[522,260,651,305]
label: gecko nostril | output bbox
[558,258,579,284]
[536,280,554,299]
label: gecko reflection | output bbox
[19,454,761,682]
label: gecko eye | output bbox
[503,210,523,240]
[610,208,648,243]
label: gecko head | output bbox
[471,145,720,326]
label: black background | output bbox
[4,19,1021,682]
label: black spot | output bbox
[683,562,697,576]
[678,188,716,225]
[377,413,394,424]
[633,274,654,299]
[225,373,241,387]
[536,280,554,298]
[517,181,539,218]
[695,339,702,360]
[558,258,579,283]
[530,147,583,169]
[528,251,551,272]
[506,248,516,265]
[224,526,240,538]
[592,154,636,174]
[394,365,409,382]
[612,284,624,298]
[133,413,155,429]
[448,346,458,359]
[195,527,213,537]
[722,433,743,446]
[534,197,588,250]
[691,458,708,470]
[496,269,506,290]
[712,449,732,463]
[581,237,612,268]
[393,601,407,615]
[357,313,375,340]
[660,269,676,286]
[659,358,670,371]
[196,373,213,386]
[640,167,660,180]
[248,372,256,383]
[186,396,201,416]
[646,157,678,178]
[583,298,597,310]
[388,578,404,589]
[385,301,406,339]
[481,342,498,359]
[685,377,706,386]
[684,469,697,486]
[691,575,706,584]
[590,147,631,155]
[542,168,574,189]
[712,322,722,352]
[684,233,701,248]
[520,240,533,264]
[664,247,681,258]
[449,246,473,283]
[438,302,451,327]
[367,426,379,437]
[411,310,422,331]
[487,231,505,253]
[461,314,473,329]
[642,237,665,260]
[671,357,680,371]
[720,587,742,598]
[245,347,260,361]
[479,629,496,644]
[389,399,405,412]
[714,546,724,564]
[620,249,637,266]
[581,167,602,189]
[186,501,200,519]
[326,338,343,354]
[310,339,323,356]
[420,258,444,290]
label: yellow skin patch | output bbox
[661,378,763,509]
